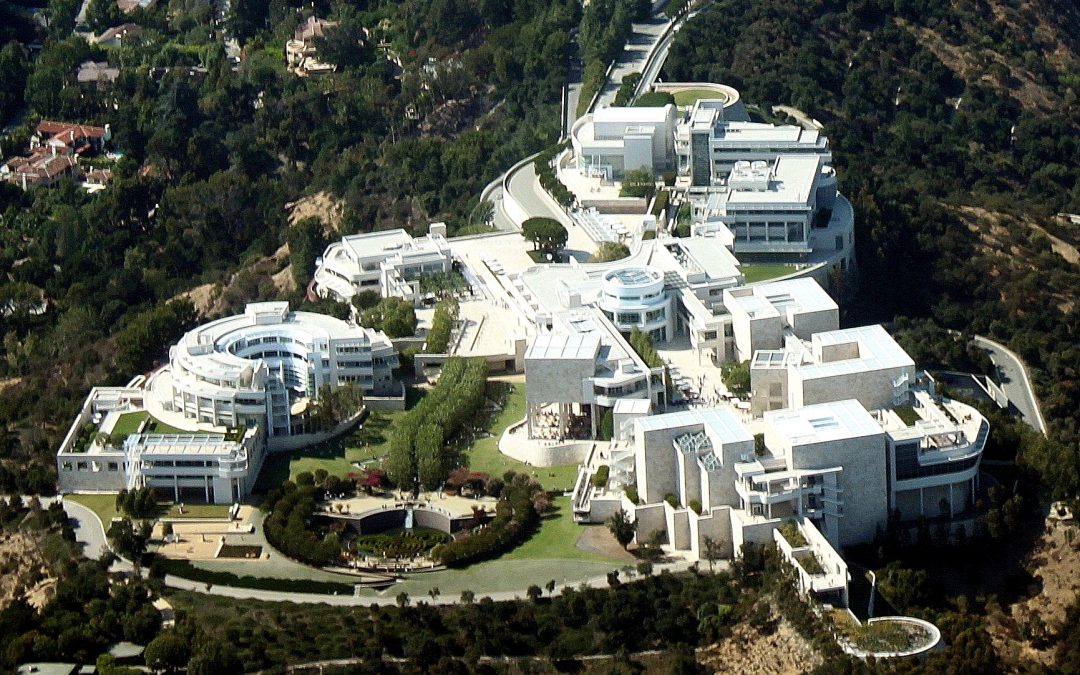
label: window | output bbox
[616,312,640,324]
[108,462,119,471]
[703,330,717,340]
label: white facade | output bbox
[725,278,839,362]
[596,266,675,342]
[56,388,266,505]
[571,105,678,179]
[750,324,915,416]
[690,156,837,255]
[313,223,452,305]
[676,99,832,187]
[151,302,398,438]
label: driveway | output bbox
[973,335,1047,435]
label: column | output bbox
[173,475,179,502]
[204,476,210,503]
[590,404,597,439]
[948,483,954,518]
[919,487,924,517]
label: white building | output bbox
[676,99,831,187]
[596,266,675,342]
[313,223,452,305]
[750,324,915,416]
[570,104,678,179]
[56,388,266,504]
[724,278,839,362]
[57,303,399,503]
[690,156,839,256]
[149,302,398,437]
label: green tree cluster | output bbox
[261,481,340,567]
[522,217,569,258]
[588,241,630,263]
[533,147,576,208]
[385,357,487,490]
[360,296,417,338]
[115,487,157,518]
[424,296,459,354]
[433,471,545,566]
[619,167,656,199]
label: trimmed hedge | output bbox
[592,464,610,488]
[424,297,459,354]
[433,473,544,567]
[152,558,355,595]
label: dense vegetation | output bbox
[577,0,650,114]
[434,471,546,567]
[261,480,340,567]
[424,297,459,354]
[358,296,417,338]
[385,357,487,490]
[0,498,163,671]
[0,0,580,493]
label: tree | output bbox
[187,641,242,675]
[521,217,568,257]
[619,167,656,199]
[546,579,556,596]
[588,241,631,263]
[428,587,440,603]
[360,297,417,338]
[396,591,410,608]
[144,633,190,673]
[702,536,722,573]
[288,217,327,288]
[460,589,475,604]
[107,518,151,561]
[608,508,636,549]
[527,584,543,601]
[352,289,381,311]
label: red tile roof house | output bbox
[32,121,112,156]
[1,151,80,190]
[0,121,112,190]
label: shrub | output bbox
[433,473,544,566]
[625,485,640,504]
[665,493,679,508]
[592,465,610,488]
[688,499,702,515]
[650,189,670,217]
[588,241,630,263]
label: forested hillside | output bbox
[665,0,1080,496]
[0,0,577,492]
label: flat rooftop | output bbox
[525,333,600,361]
[765,399,883,446]
[725,277,838,320]
[711,121,823,146]
[799,325,914,380]
[340,228,448,259]
[593,105,673,124]
[666,238,742,280]
[636,407,753,446]
[710,154,821,208]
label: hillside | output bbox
[664,0,1080,670]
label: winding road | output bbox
[973,335,1048,435]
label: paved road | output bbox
[506,162,596,260]
[973,335,1047,435]
[594,16,672,110]
[165,558,702,606]
[60,498,110,560]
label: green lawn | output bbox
[254,407,408,490]
[111,411,193,437]
[673,88,727,107]
[742,263,796,283]
[66,493,121,525]
[499,496,609,562]
[67,493,234,523]
[464,381,580,492]
[161,503,232,519]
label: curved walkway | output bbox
[973,335,1048,435]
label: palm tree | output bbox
[396,592,410,608]
[428,587,440,603]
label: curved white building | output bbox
[597,266,675,342]
[149,302,398,437]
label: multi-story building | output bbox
[56,303,400,503]
[313,224,452,305]
[750,324,915,416]
[723,278,839,362]
[675,99,831,187]
[149,302,398,437]
[689,156,840,256]
[570,104,678,180]
[56,388,266,505]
